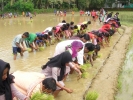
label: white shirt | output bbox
[42,27,52,34]
[57,23,66,27]
[12,34,24,47]
[53,40,85,65]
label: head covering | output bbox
[71,41,83,58]
[42,51,72,81]
[0,59,14,100]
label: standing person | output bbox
[54,10,57,16]
[107,12,113,19]
[87,10,90,16]
[41,51,74,97]
[12,32,29,60]
[91,10,96,21]
[63,10,66,16]
[29,12,32,20]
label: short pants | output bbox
[13,47,21,54]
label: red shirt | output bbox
[102,24,111,30]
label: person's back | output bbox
[13,71,45,95]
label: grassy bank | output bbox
[116,11,133,26]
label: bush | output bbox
[33,9,55,14]
[4,1,34,13]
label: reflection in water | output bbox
[116,39,133,100]
[0,13,100,100]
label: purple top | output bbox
[71,41,83,58]
[0,84,27,100]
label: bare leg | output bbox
[13,54,17,60]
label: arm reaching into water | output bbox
[11,83,29,100]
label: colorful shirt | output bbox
[26,33,37,43]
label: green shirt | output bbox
[26,33,37,43]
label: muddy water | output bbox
[0,13,102,100]
[115,36,133,100]
[0,13,93,72]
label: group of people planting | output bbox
[0,10,121,100]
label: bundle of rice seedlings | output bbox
[80,63,90,72]
[27,48,32,52]
[81,72,89,78]
[46,42,50,46]
[85,91,99,100]
[39,47,44,50]
[30,92,54,100]
[51,39,56,44]
[97,54,102,58]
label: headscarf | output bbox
[42,51,72,81]
[0,59,14,100]
[71,41,83,58]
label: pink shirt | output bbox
[0,84,27,100]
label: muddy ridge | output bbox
[84,26,133,100]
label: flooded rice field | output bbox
[0,13,120,100]
[115,35,133,100]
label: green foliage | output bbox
[30,92,54,100]
[33,8,55,14]
[4,1,34,12]
[86,91,99,100]
[89,0,105,8]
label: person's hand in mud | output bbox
[77,73,82,80]
[65,88,73,93]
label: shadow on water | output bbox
[115,33,133,100]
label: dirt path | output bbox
[85,26,133,100]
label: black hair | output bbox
[87,21,91,24]
[52,27,56,30]
[66,23,70,30]
[116,12,119,14]
[74,25,78,29]
[42,78,56,92]
[43,34,48,39]
[95,44,100,51]
[70,21,74,25]
[81,34,90,41]
[62,20,66,23]
[48,31,52,36]
[61,26,65,31]
[23,32,29,37]
[84,24,88,28]
[85,43,95,51]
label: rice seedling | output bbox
[39,47,44,51]
[81,72,89,78]
[30,92,54,100]
[97,54,102,58]
[51,39,56,45]
[85,91,99,100]
[27,48,32,52]
[80,63,90,72]
[117,75,122,91]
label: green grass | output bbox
[115,11,133,26]
[85,91,99,100]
